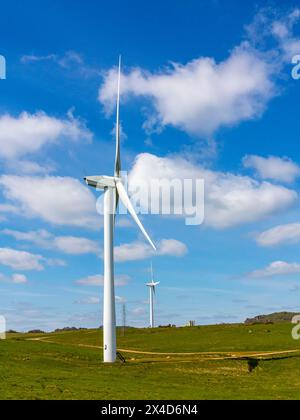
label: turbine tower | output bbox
[146,263,160,328]
[85,57,156,363]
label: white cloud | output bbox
[0,176,99,229]
[131,307,146,316]
[45,258,67,267]
[0,111,92,160]
[246,8,300,60]
[115,296,127,304]
[0,204,19,222]
[99,9,300,138]
[0,204,19,214]
[114,242,151,263]
[256,223,300,247]
[243,155,300,183]
[75,296,100,305]
[21,51,83,69]
[2,229,100,255]
[99,45,275,137]
[1,229,99,255]
[8,160,55,176]
[116,218,134,228]
[21,51,100,78]
[2,229,52,246]
[53,236,99,255]
[128,153,297,229]
[76,274,130,287]
[249,261,300,278]
[11,274,28,284]
[57,51,84,68]
[0,248,44,271]
[76,275,103,286]
[0,273,28,284]
[271,9,300,58]
[159,239,188,257]
[21,54,58,64]
[114,239,188,263]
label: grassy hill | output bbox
[1,323,300,400]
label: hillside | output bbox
[245,312,298,325]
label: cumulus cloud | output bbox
[76,274,130,287]
[256,223,300,247]
[0,111,92,161]
[2,229,100,255]
[99,9,300,138]
[2,229,52,246]
[114,242,151,263]
[128,153,297,229]
[53,236,99,255]
[114,239,188,263]
[158,239,188,257]
[99,44,275,137]
[249,261,300,278]
[243,155,300,183]
[0,273,28,284]
[0,248,44,271]
[0,176,99,229]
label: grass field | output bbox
[1,323,300,400]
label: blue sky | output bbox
[1,0,300,331]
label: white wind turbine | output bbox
[146,263,160,328]
[85,57,156,363]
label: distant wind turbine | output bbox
[85,57,156,363]
[146,263,160,328]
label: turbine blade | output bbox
[114,188,119,227]
[116,181,156,251]
[115,56,122,177]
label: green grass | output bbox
[1,323,300,400]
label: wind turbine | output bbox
[146,263,160,328]
[84,57,156,363]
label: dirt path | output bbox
[26,336,300,360]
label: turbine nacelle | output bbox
[84,176,120,190]
[146,282,160,288]
[85,174,156,251]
